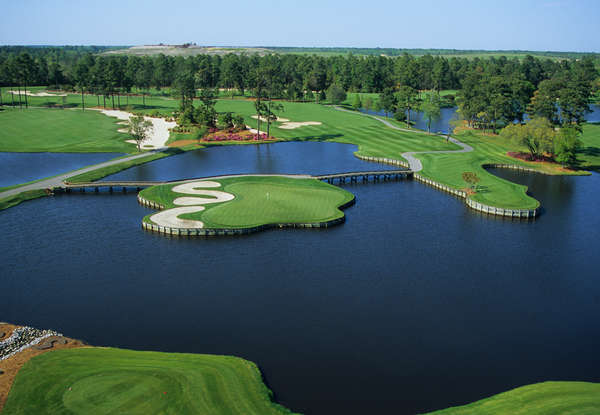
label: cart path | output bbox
[332,106,473,172]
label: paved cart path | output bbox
[332,106,473,172]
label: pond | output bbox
[0,152,123,187]
[363,104,600,134]
[1,142,600,415]
[102,141,398,182]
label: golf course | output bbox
[1,22,600,413]
[4,93,597,213]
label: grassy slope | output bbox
[423,381,600,415]
[140,176,354,228]
[0,189,47,210]
[0,107,136,153]
[579,123,600,171]
[2,347,298,415]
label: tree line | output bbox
[2,47,597,100]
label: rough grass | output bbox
[422,381,600,415]
[2,347,298,415]
[140,176,354,229]
[0,108,136,153]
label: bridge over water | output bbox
[58,170,414,193]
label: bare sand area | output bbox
[8,90,67,97]
[99,109,177,150]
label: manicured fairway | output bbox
[423,381,600,414]
[579,123,600,171]
[0,108,136,153]
[140,176,354,229]
[2,347,297,415]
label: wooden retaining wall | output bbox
[138,195,356,237]
[355,154,539,218]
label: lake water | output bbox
[364,104,600,134]
[102,141,398,181]
[2,142,599,414]
[0,152,123,187]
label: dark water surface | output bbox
[2,143,600,415]
[0,152,123,187]
[102,141,397,182]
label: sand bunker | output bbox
[278,121,322,129]
[249,116,322,131]
[150,181,234,229]
[8,90,67,97]
[251,115,290,122]
[99,109,176,150]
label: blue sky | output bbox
[1,0,598,51]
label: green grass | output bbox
[140,176,354,229]
[422,381,600,414]
[0,189,47,210]
[2,347,298,415]
[579,123,600,171]
[0,107,136,153]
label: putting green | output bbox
[2,347,297,415]
[140,176,354,230]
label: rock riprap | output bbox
[0,326,62,360]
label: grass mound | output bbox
[423,381,600,414]
[2,347,298,415]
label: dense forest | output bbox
[0,46,598,133]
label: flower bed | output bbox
[201,131,274,142]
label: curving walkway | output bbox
[332,105,473,172]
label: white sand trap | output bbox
[278,121,322,129]
[150,181,235,229]
[150,206,207,228]
[251,115,290,122]
[99,109,177,150]
[9,90,67,97]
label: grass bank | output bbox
[2,347,298,415]
[140,176,354,229]
[0,189,47,210]
[0,107,136,153]
[579,123,600,171]
[423,381,600,414]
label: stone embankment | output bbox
[0,326,62,361]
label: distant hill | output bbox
[102,45,598,60]
[102,45,272,56]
